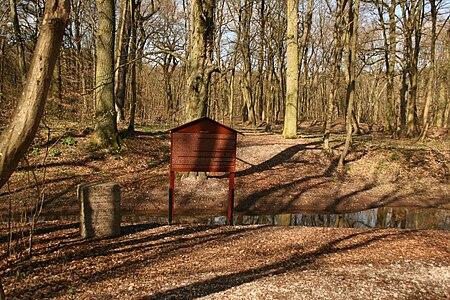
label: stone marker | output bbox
[78,182,121,238]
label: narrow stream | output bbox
[8,207,449,230]
[122,207,450,231]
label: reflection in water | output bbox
[26,207,449,231]
[213,207,449,230]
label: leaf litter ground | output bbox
[0,124,449,298]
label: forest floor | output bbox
[0,120,448,218]
[0,120,449,299]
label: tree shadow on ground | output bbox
[140,229,412,299]
[4,225,264,298]
[235,142,322,178]
[0,222,78,245]
[235,157,341,214]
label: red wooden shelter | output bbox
[167,117,241,224]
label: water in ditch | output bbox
[122,207,450,231]
[18,206,449,231]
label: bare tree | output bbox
[92,0,120,148]
[400,0,424,137]
[283,0,299,138]
[376,0,397,132]
[185,0,216,121]
[9,0,27,85]
[0,0,70,187]
[339,0,360,168]
[419,0,437,141]
[239,0,257,125]
[114,0,132,123]
[127,0,138,133]
[323,0,347,152]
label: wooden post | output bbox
[227,172,235,225]
[169,171,175,224]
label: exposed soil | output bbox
[0,121,449,299]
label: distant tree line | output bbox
[0,0,449,146]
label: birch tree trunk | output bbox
[283,0,299,139]
[0,0,70,189]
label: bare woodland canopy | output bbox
[0,0,449,135]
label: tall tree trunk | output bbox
[0,36,5,103]
[9,0,27,85]
[114,0,132,123]
[127,0,137,133]
[323,0,347,152]
[52,58,62,101]
[403,0,423,137]
[72,0,89,121]
[163,55,175,117]
[298,0,313,120]
[387,0,397,132]
[419,0,436,141]
[436,28,449,128]
[377,0,397,132]
[339,0,359,168]
[257,0,265,121]
[283,0,299,139]
[185,0,216,122]
[228,23,241,126]
[0,0,70,189]
[399,56,408,135]
[264,44,275,124]
[239,0,256,125]
[92,0,119,148]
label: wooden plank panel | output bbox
[172,150,235,159]
[172,133,236,152]
[172,118,236,134]
[170,131,237,172]
[171,165,235,172]
[172,156,235,165]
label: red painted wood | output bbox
[227,172,235,224]
[169,171,175,224]
[169,117,237,135]
[171,132,236,172]
[168,117,239,224]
